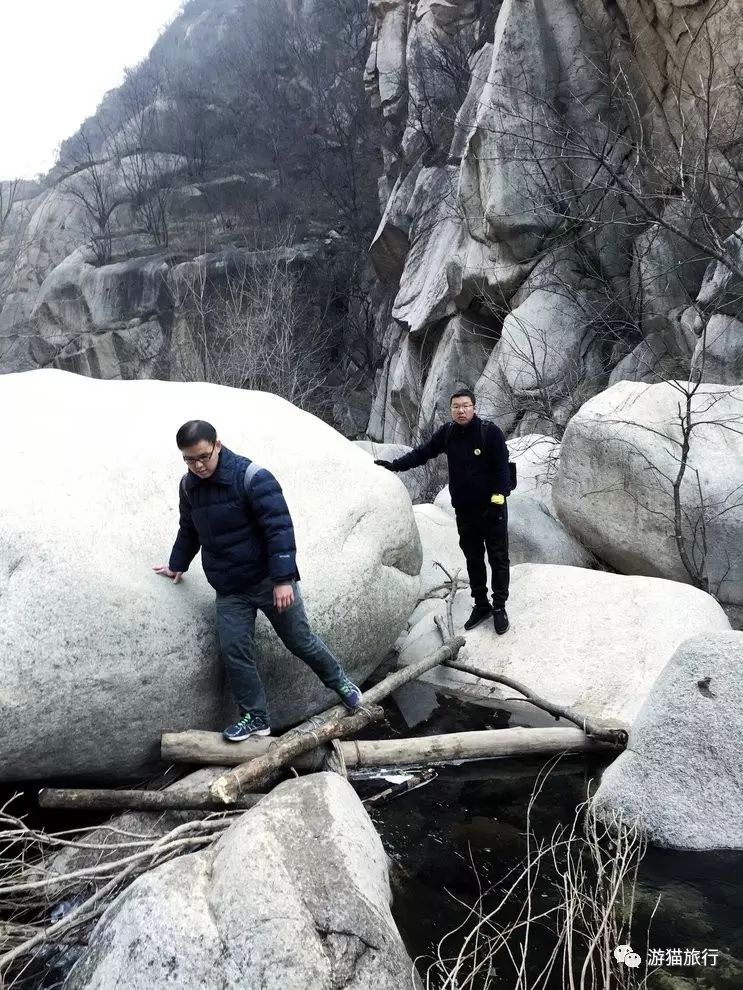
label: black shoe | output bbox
[493,607,509,635]
[464,603,493,631]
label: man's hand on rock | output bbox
[273,583,294,612]
[374,460,395,471]
[153,565,184,584]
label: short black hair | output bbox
[450,389,476,405]
[176,420,217,449]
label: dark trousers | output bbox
[215,578,345,722]
[455,503,510,608]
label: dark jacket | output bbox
[168,446,299,595]
[390,415,511,511]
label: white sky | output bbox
[1,0,186,181]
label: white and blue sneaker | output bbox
[223,712,271,742]
[336,676,363,710]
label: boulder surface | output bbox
[0,370,421,781]
[592,632,743,850]
[553,380,743,611]
[65,773,421,989]
[397,564,731,725]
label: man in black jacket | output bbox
[154,420,362,741]
[375,390,511,634]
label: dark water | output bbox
[2,695,742,989]
[354,694,743,990]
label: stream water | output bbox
[2,693,741,989]
[355,692,743,990]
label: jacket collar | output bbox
[452,414,480,434]
[183,445,238,491]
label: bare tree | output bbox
[61,126,121,266]
[172,231,338,416]
[113,64,175,247]
[0,179,17,237]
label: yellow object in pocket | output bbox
[490,493,505,506]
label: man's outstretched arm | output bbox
[374,425,447,472]
[154,482,201,582]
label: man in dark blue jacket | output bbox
[154,420,362,741]
[374,390,511,634]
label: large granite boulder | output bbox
[397,564,731,725]
[432,485,592,568]
[413,503,468,599]
[0,370,421,782]
[592,632,743,850]
[65,773,421,990]
[507,495,595,568]
[553,380,743,614]
[506,434,559,498]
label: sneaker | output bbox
[223,712,271,742]
[464,603,493,631]
[493,607,509,635]
[336,676,363,710]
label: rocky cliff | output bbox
[0,0,379,430]
[363,0,743,441]
[2,0,741,445]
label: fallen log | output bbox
[443,658,629,746]
[165,726,613,772]
[161,730,327,771]
[210,705,385,804]
[207,635,465,804]
[38,787,263,813]
[339,726,616,765]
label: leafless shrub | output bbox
[423,767,655,990]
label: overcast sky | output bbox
[1,0,185,181]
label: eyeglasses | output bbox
[182,443,216,466]
[451,403,474,411]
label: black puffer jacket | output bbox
[169,446,299,595]
[389,416,511,511]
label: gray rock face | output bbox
[413,502,469,598]
[592,632,743,850]
[64,773,421,989]
[0,371,421,782]
[553,379,743,611]
[364,0,743,444]
[508,494,596,569]
[354,440,446,502]
[432,483,592,569]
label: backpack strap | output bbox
[180,462,264,505]
[243,460,264,497]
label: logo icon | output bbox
[474,448,481,455]
[614,944,642,968]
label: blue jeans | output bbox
[215,578,346,722]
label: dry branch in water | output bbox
[424,762,655,990]
[442,659,628,747]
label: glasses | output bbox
[182,443,216,466]
[451,403,474,411]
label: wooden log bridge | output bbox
[208,635,467,804]
[164,726,615,771]
[209,705,385,804]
